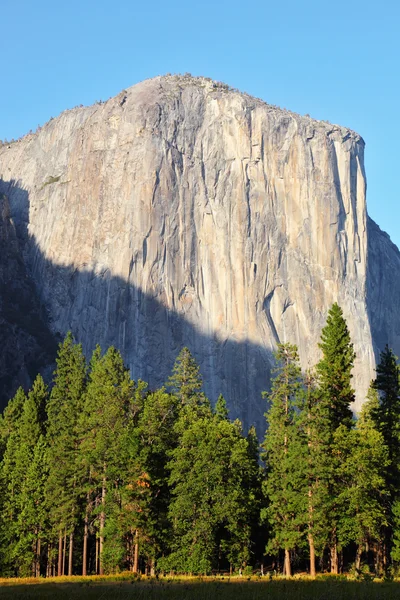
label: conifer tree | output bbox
[372,346,400,491]
[164,399,257,574]
[15,435,49,577]
[316,303,355,430]
[370,346,400,569]
[0,376,48,575]
[262,343,307,577]
[335,394,389,572]
[215,394,229,420]
[167,347,204,406]
[297,369,326,577]
[79,346,134,574]
[0,387,26,458]
[314,303,356,573]
[135,388,180,571]
[46,332,87,576]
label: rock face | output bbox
[0,192,56,408]
[0,75,398,431]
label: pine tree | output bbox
[164,407,257,574]
[297,369,327,577]
[262,344,307,577]
[215,394,229,420]
[15,435,49,577]
[79,346,134,574]
[0,387,26,458]
[167,347,204,406]
[316,303,355,430]
[46,332,87,576]
[372,346,400,491]
[335,394,389,573]
[370,346,400,570]
[135,388,180,571]
[314,304,356,572]
[0,375,48,575]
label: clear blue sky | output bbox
[1,0,399,247]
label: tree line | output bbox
[1,302,400,578]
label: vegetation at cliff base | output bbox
[1,303,400,582]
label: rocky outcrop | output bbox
[367,217,400,360]
[0,192,56,408]
[0,75,397,431]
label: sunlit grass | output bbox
[1,573,400,599]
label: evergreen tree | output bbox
[335,395,389,573]
[314,304,356,572]
[0,387,26,458]
[164,406,257,574]
[0,376,48,575]
[15,435,49,577]
[167,347,204,406]
[79,346,134,574]
[372,346,400,492]
[46,332,87,576]
[316,303,355,430]
[297,369,328,576]
[262,343,307,577]
[135,388,180,571]
[370,346,400,570]
[215,394,229,420]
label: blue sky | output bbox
[1,0,399,247]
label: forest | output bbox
[1,302,400,579]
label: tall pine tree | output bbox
[262,344,307,577]
[314,303,356,573]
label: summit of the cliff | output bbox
[1,74,364,149]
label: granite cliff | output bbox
[0,75,398,431]
[0,193,56,407]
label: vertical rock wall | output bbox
[0,75,391,431]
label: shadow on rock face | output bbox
[3,177,399,433]
[366,217,400,365]
[0,184,58,408]
[0,178,273,436]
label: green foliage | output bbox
[167,347,205,407]
[316,303,355,430]
[215,394,229,420]
[166,407,258,573]
[369,346,400,568]
[0,375,48,575]
[46,332,87,537]
[0,387,26,458]
[262,344,307,560]
[2,323,400,579]
[371,346,400,491]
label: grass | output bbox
[1,575,400,600]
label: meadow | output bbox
[1,575,400,600]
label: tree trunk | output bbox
[62,532,67,576]
[68,531,74,576]
[284,548,291,577]
[95,536,99,575]
[46,544,51,578]
[99,477,106,575]
[58,533,63,576]
[330,543,338,574]
[308,533,316,577]
[150,557,155,576]
[355,543,363,572]
[36,537,41,577]
[82,512,89,576]
[133,530,139,573]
